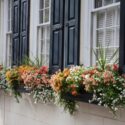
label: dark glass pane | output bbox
[95,0,102,8]
[104,0,113,6]
[40,0,44,9]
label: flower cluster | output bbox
[50,66,84,95]
[50,69,70,92]
[21,66,49,89]
[81,64,125,113]
[6,68,19,84]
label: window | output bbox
[37,0,51,66]
[6,0,12,67]
[92,0,120,64]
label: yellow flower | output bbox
[6,69,19,83]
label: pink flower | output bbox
[112,64,119,71]
[38,66,48,74]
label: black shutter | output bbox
[64,0,80,67]
[20,0,30,63]
[12,0,20,65]
[12,0,30,65]
[119,0,125,72]
[49,0,64,73]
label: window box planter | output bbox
[16,85,32,93]
[65,91,93,103]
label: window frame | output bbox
[91,0,120,65]
[5,0,12,67]
[37,0,51,66]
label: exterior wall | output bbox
[0,0,125,125]
[0,93,125,125]
[0,0,4,64]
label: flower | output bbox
[6,69,19,84]
[112,64,119,71]
[38,66,48,74]
[18,65,35,75]
[50,73,63,92]
[63,68,70,77]
[71,90,77,96]
[103,71,115,84]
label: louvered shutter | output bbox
[119,0,125,72]
[49,0,64,73]
[12,0,20,65]
[20,0,30,63]
[64,0,80,67]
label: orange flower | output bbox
[63,68,70,77]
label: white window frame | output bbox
[37,0,51,66]
[6,0,12,67]
[81,0,120,66]
[91,1,120,65]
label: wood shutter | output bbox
[12,0,30,65]
[12,0,20,65]
[49,0,64,73]
[50,0,80,72]
[20,0,30,63]
[119,0,125,73]
[64,0,80,67]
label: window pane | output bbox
[106,10,115,27]
[45,0,49,7]
[116,7,120,25]
[115,0,120,2]
[97,30,105,47]
[116,27,119,47]
[97,12,105,28]
[95,0,102,8]
[39,10,44,23]
[40,0,44,9]
[8,0,12,31]
[104,0,113,6]
[105,48,119,63]
[44,9,49,22]
[105,28,115,47]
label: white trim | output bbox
[92,2,120,12]
[80,0,93,66]
[37,22,50,27]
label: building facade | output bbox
[0,0,125,125]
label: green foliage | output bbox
[55,92,77,115]
[22,56,43,68]
[93,44,119,70]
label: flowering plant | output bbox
[21,66,54,103]
[4,65,53,103]
[50,66,84,114]
[5,68,21,101]
[81,64,125,114]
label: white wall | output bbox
[0,93,125,125]
[0,0,4,64]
